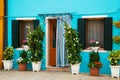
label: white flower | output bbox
[66,50,68,52]
[68,31,71,33]
[74,44,76,46]
[65,40,67,42]
[96,41,99,44]
[76,40,78,42]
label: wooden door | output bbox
[49,19,57,66]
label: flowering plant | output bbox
[88,62,102,68]
[27,26,44,62]
[17,50,28,64]
[17,57,28,64]
[64,23,82,65]
[89,40,99,47]
[87,51,102,68]
[22,39,27,45]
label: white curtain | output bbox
[87,20,104,47]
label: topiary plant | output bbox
[87,51,102,68]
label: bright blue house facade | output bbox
[6,0,120,74]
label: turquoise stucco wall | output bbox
[7,0,120,74]
[8,0,120,16]
[80,51,110,74]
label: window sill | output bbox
[16,47,29,50]
[82,47,107,53]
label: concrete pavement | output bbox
[0,70,119,80]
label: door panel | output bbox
[49,19,57,66]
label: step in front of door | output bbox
[47,67,70,72]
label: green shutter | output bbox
[33,20,39,29]
[78,18,86,49]
[104,17,112,50]
[12,20,20,48]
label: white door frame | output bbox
[46,17,57,67]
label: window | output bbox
[12,20,39,48]
[78,17,112,50]
[20,21,34,46]
[86,19,104,47]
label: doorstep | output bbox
[46,66,70,72]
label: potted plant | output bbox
[17,50,28,71]
[113,36,120,44]
[22,39,29,49]
[107,50,120,78]
[113,21,120,28]
[89,40,100,52]
[27,25,44,72]
[2,46,14,70]
[87,51,102,76]
[64,23,82,75]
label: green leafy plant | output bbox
[3,46,14,60]
[113,21,120,28]
[88,51,102,68]
[27,25,45,62]
[64,23,82,65]
[17,50,28,64]
[108,50,120,65]
[113,36,120,44]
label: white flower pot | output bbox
[22,45,29,49]
[71,63,80,75]
[2,60,13,71]
[91,47,99,52]
[110,65,120,78]
[32,61,41,72]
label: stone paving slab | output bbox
[0,70,119,80]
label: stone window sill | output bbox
[82,47,107,53]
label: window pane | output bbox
[86,20,104,47]
[20,21,33,46]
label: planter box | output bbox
[110,65,120,78]
[32,61,41,72]
[22,45,29,49]
[71,63,80,75]
[2,60,13,71]
[90,68,99,76]
[18,64,26,71]
[91,47,99,52]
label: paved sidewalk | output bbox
[0,70,119,80]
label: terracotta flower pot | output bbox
[18,64,26,71]
[90,68,99,76]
